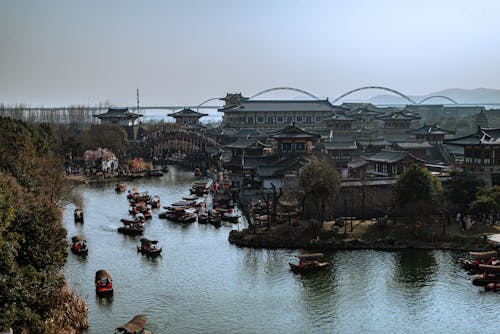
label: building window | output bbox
[287,116,293,124]
[247,116,254,124]
[306,116,312,123]
[391,165,397,175]
[257,116,264,124]
[382,164,387,174]
[315,116,322,122]
[277,116,284,123]
[267,116,273,124]
[296,116,303,123]
[281,143,292,151]
[296,142,305,151]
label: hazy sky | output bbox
[1,0,500,106]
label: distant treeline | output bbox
[0,103,107,124]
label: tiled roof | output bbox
[225,139,270,149]
[445,127,500,146]
[376,111,421,121]
[170,108,208,118]
[407,124,455,135]
[218,99,336,113]
[365,149,409,163]
[322,141,357,150]
[94,107,143,119]
[393,141,433,149]
[268,124,321,139]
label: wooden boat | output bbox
[221,212,239,224]
[95,270,113,297]
[118,220,145,235]
[460,250,497,271]
[485,282,500,292]
[116,315,151,334]
[198,212,209,224]
[70,236,88,255]
[127,191,151,204]
[137,238,162,256]
[147,168,164,177]
[289,253,329,274]
[471,272,500,286]
[151,195,161,209]
[115,182,127,192]
[478,263,500,273]
[74,208,84,223]
[182,195,198,201]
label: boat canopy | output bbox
[95,270,112,282]
[116,315,148,333]
[71,236,84,243]
[297,253,325,260]
[469,250,497,259]
[478,264,500,273]
[139,238,158,245]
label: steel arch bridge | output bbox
[418,95,458,104]
[250,87,320,100]
[332,86,417,104]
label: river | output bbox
[63,167,498,334]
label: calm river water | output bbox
[63,167,498,334]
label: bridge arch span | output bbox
[332,86,416,104]
[250,87,320,100]
[418,95,458,104]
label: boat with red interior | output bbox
[95,269,113,297]
[137,238,162,256]
[70,236,88,255]
[289,253,329,274]
[460,250,497,272]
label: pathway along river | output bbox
[64,167,498,334]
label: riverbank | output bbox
[229,216,500,252]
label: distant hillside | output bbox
[369,88,500,105]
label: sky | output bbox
[1,0,500,107]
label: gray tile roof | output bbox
[348,158,369,169]
[219,99,336,113]
[376,111,421,121]
[268,124,321,139]
[407,124,455,135]
[94,107,143,118]
[365,149,409,163]
[170,108,208,118]
[225,139,270,149]
[393,141,433,149]
[444,127,500,146]
[322,141,357,150]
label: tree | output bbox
[395,164,443,215]
[297,156,340,228]
[446,173,484,213]
[469,186,500,215]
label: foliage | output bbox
[297,156,340,226]
[395,164,443,206]
[446,173,484,212]
[469,186,500,214]
[0,117,71,333]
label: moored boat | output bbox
[70,236,88,255]
[115,314,151,334]
[95,269,113,297]
[137,238,162,256]
[118,220,145,235]
[74,208,84,223]
[151,195,161,209]
[460,250,497,271]
[289,253,329,274]
[115,182,127,192]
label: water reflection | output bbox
[393,250,437,287]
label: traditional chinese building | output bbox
[407,124,455,144]
[169,108,208,127]
[376,110,421,135]
[93,107,143,140]
[268,123,320,155]
[324,110,357,136]
[348,106,384,130]
[321,140,358,168]
[444,127,500,172]
[365,149,425,177]
[218,93,337,135]
[224,139,271,157]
